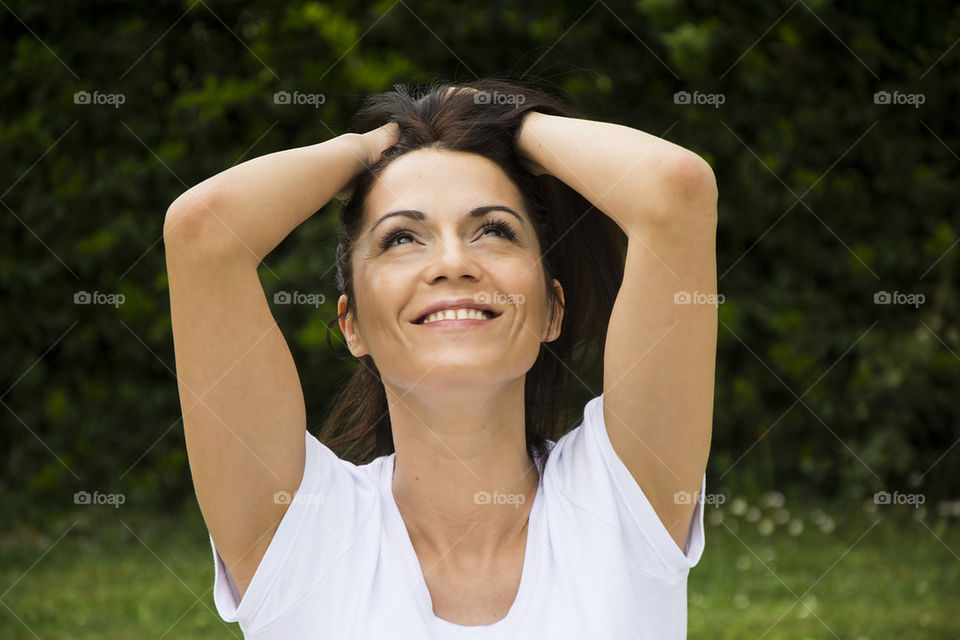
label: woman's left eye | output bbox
[479,219,517,240]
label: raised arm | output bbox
[163,123,397,601]
[165,123,399,265]
[517,112,718,553]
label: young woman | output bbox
[164,78,718,639]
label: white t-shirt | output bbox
[209,393,706,639]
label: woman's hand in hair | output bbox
[336,121,400,202]
[363,121,401,166]
[442,86,550,177]
[441,85,479,101]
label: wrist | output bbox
[329,133,373,203]
[336,132,373,170]
[515,111,552,177]
[515,111,538,154]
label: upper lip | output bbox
[411,298,502,324]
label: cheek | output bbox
[353,265,410,335]
[498,262,549,327]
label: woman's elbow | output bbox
[663,151,718,210]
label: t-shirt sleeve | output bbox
[549,393,706,580]
[208,429,379,631]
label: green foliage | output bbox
[1,0,957,524]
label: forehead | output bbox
[363,148,526,226]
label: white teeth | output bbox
[420,308,491,324]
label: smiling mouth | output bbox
[412,309,502,325]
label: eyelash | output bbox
[377,218,518,251]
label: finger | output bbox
[383,121,400,140]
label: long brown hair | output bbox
[321,77,625,478]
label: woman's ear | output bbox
[544,279,564,343]
[338,294,368,357]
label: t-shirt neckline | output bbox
[380,453,544,633]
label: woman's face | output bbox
[338,148,563,392]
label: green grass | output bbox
[0,507,234,640]
[1,498,957,639]
[688,496,960,639]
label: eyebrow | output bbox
[368,205,525,235]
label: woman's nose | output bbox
[422,236,483,282]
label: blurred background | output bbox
[1,0,958,637]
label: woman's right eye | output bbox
[379,230,414,251]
